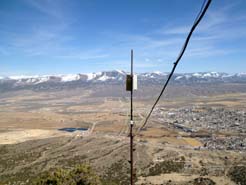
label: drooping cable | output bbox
[194,0,207,24]
[138,0,212,132]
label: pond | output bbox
[58,127,88,132]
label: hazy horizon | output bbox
[1,69,246,77]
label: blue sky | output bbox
[0,0,246,75]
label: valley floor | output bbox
[0,89,245,185]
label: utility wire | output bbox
[138,0,212,132]
[194,0,207,24]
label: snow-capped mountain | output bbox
[0,71,246,92]
[0,71,126,84]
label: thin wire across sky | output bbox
[138,0,212,132]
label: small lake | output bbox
[58,127,88,132]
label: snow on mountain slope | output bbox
[115,69,125,74]
[153,71,163,75]
[86,73,97,81]
[36,76,50,84]
[86,72,102,81]
[175,76,184,80]
[60,74,80,82]
[192,73,202,77]
[98,74,110,81]
[0,71,246,88]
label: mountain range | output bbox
[0,70,246,92]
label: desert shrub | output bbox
[228,165,246,185]
[101,160,130,185]
[180,156,186,162]
[35,164,102,185]
[192,177,216,185]
[148,160,185,176]
[200,167,208,176]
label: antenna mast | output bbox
[126,50,137,185]
[130,49,134,185]
[126,49,135,185]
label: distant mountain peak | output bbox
[0,70,246,92]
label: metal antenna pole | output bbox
[130,49,134,185]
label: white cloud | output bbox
[24,0,65,19]
[56,50,109,61]
[145,58,150,62]
[1,0,245,73]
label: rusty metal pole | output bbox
[130,49,134,185]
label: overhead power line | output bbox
[138,0,212,131]
[194,0,207,23]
